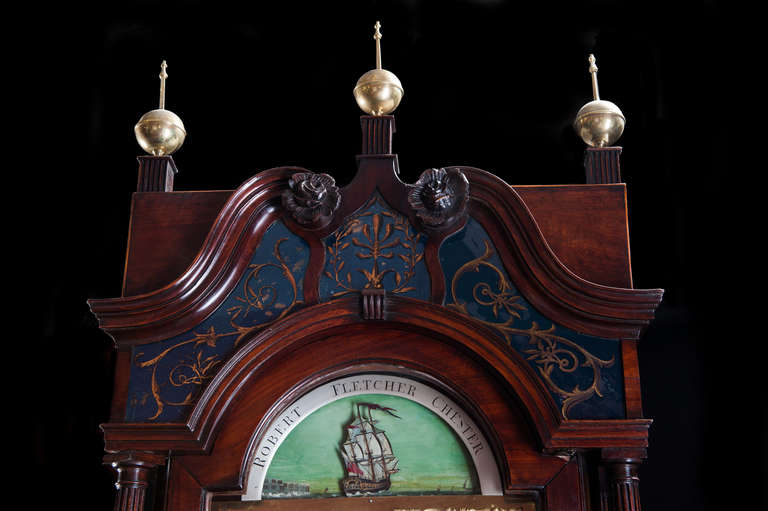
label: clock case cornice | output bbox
[87,121,662,348]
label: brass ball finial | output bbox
[353,21,404,115]
[573,54,625,147]
[134,60,187,156]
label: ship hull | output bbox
[342,477,391,495]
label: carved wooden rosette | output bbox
[281,172,341,228]
[408,167,469,230]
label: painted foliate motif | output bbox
[441,218,624,420]
[320,195,430,300]
[126,221,307,422]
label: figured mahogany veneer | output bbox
[122,191,232,296]
[514,184,632,289]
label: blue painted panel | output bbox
[319,195,430,301]
[440,218,625,420]
[126,220,308,422]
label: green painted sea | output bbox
[263,394,479,498]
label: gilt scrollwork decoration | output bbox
[447,239,614,418]
[132,237,302,421]
[282,172,341,228]
[408,167,469,229]
[323,197,425,296]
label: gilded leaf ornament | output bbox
[446,238,616,419]
[129,224,306,422]
[321,196,429,300]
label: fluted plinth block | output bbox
[584,147,622,184]
[137,155,178,192]
[360,115,395,155]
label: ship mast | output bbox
[368,407,390,480]
[358,404,375,480]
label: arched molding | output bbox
[89,167,305,346]
[101,296,651,459]
[241,371,504,499]
[455,166,663,339]
[89,158,662,349]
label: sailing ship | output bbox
[340,402,400,495]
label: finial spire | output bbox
[353,21,404,116]
[159,60,168,109]
[573,54,625,148]
[588,54,600,101]
[135,60,186,156]
[374,21,382,69]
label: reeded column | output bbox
[105,452,166,511]
[600,448,645,511]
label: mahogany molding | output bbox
[100,296,650,457]
[89,167,302,346]
[455,166,662,339]
[89,156,662,347]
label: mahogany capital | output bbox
[104,451,167,511]
[600,448,645,511]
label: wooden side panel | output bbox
[545,458,586,511]
[515,184,632,289]
[621,340,644,418]
[122,191,233,296]
[166,458,204,511]
[110,349,132,422]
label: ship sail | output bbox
[341,403,400,495]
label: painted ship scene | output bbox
[340,402,400,495]
[261,395,479,499]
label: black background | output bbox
[30,1,762,510]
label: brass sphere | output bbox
[573,99,625,147]
[134,108,186,155]
[353,68,404,115]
